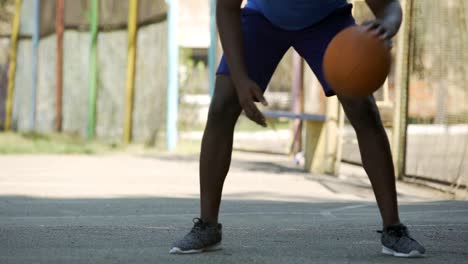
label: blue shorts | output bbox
[216,4,356,97]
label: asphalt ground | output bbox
[0,153,467,263]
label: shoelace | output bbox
[185,218,205,242]
[189,217,220,233]
[377,224,416,242]
[189,218,205,232]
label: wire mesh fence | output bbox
[341,0,468,188]
[405,0,468,187]
[341,0,396,166]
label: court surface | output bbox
[0,152,467,263]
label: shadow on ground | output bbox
[141,153,305,174]
[140,153,447,202]
[1,196,467,264]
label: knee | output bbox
[206,75,241,125]
[342,96,384,133]
[207,93,241,124]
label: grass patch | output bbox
[0,132,202,156]
[0,132,120,154]
[0,117,290,155]
[142,139,201,156]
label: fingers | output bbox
[251,86,269,106]
[380,31,389,40]
[363,20,388,39]
[384,39,393,49]
[362,20,380,32]
[236,79,268,127]
[362,20,393,50]
[249,84,268,126]
[243,101,267,127]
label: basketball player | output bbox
[170,0,425,257]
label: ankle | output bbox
[383,221,402,229]
[200,217,218,225]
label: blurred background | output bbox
[0,0,467,195]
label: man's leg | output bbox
[337,95,400,228]
[169,75,242,254]
[200,75,242,224]
[171,7,291,253]
[339,97,427,257]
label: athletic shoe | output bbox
[169,218,222,254]
[379,223,426,257]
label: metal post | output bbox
[291,51,304,154]
[325,96,340,175]
[166,0,179,150]
[5,0,22,131]
[87,0,98,139]
[392,0,413,180]
[335,106,345,175]
[208,0,216,96]
[123,0,139,144]
[55,0,64,131]
[30,0,40,131]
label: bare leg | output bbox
[199,75,242,224]
[338,95,400,228]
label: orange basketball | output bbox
[323,25,391,97]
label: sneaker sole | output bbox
[382,246,424,258]
[169,242,222,254]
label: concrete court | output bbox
[0,152,467,264]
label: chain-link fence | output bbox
[341,0,395,166]
[405,0,468,187]
[341,0,468,189]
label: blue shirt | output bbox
[245,0,349,30]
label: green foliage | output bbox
[0,132,120,154]
[179,47,209,94]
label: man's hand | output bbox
[362,19,396,49]
[217,0,267,127]
[235,78,269,127]
[364,0,403,49]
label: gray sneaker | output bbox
[169,218,222,254]
[379,223,426,257]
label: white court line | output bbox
[0,209,467,221]
[410,224,468,227]
[319,204,370,218]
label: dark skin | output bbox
[200,0,403,228]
